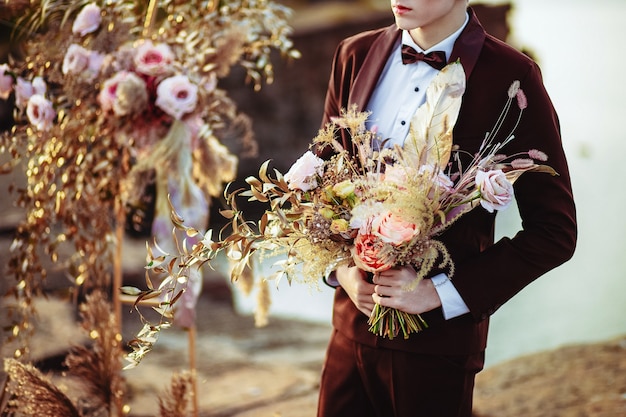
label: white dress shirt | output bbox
[365,15,471,320]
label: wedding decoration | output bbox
[130,59,556,365]
[0,0,298,415]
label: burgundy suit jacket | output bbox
[320,9,577,355]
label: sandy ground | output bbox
[2,289,624,417]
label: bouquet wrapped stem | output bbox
[368,304,429,340]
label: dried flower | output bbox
[508,80,521,98]
[529,149,548,161]
[516,89,528,110]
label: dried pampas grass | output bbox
[2,358,81,417]
[158,371,194,417]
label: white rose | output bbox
[26,94,56,131]
[476,169,514,213]
[155,75,198,120]
[283,151,324,191]
[72,3,102,36]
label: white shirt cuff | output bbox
[431,273,470,319]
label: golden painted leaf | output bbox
[404,61,466,168]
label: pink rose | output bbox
[0,64,13,100]
[26,94,56,131]
[352,232,393,273]
[371,211,418,245]
[134,41,174,76]
[72,3,102,36]
[476,169,514,213]
[284,151,324,191]
[155,75,198,120]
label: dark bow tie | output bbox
[401,44,447,70]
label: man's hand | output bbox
[371,265,442,315]
[335,264,376,316]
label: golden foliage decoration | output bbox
[0,0,298,351]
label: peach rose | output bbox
[284,151,324,191]
[371,211,418,245]
[26,94,56,131]
[155,75,198,120]
[352,232,393,273]
[72,3,102,36]
[476,169,514,213]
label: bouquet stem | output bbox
[368,304,428,340]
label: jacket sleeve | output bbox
[451,61,577,321]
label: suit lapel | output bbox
[348,25,400,111]
[450,8,487,81]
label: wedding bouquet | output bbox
[141,60,557,344]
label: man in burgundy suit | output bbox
[316,1,577,416]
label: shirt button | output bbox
[414,86,420,92]
[400,120,406,125]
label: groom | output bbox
[316,1,577,416]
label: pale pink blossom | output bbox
[284,150,324,191]
[476,169,514,213]
[26,94,56,131]
[155,75,198,120]
[72,3,102,36]
[0,64,13,100]
[134,41,174,76]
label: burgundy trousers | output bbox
[317,330,484,417]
